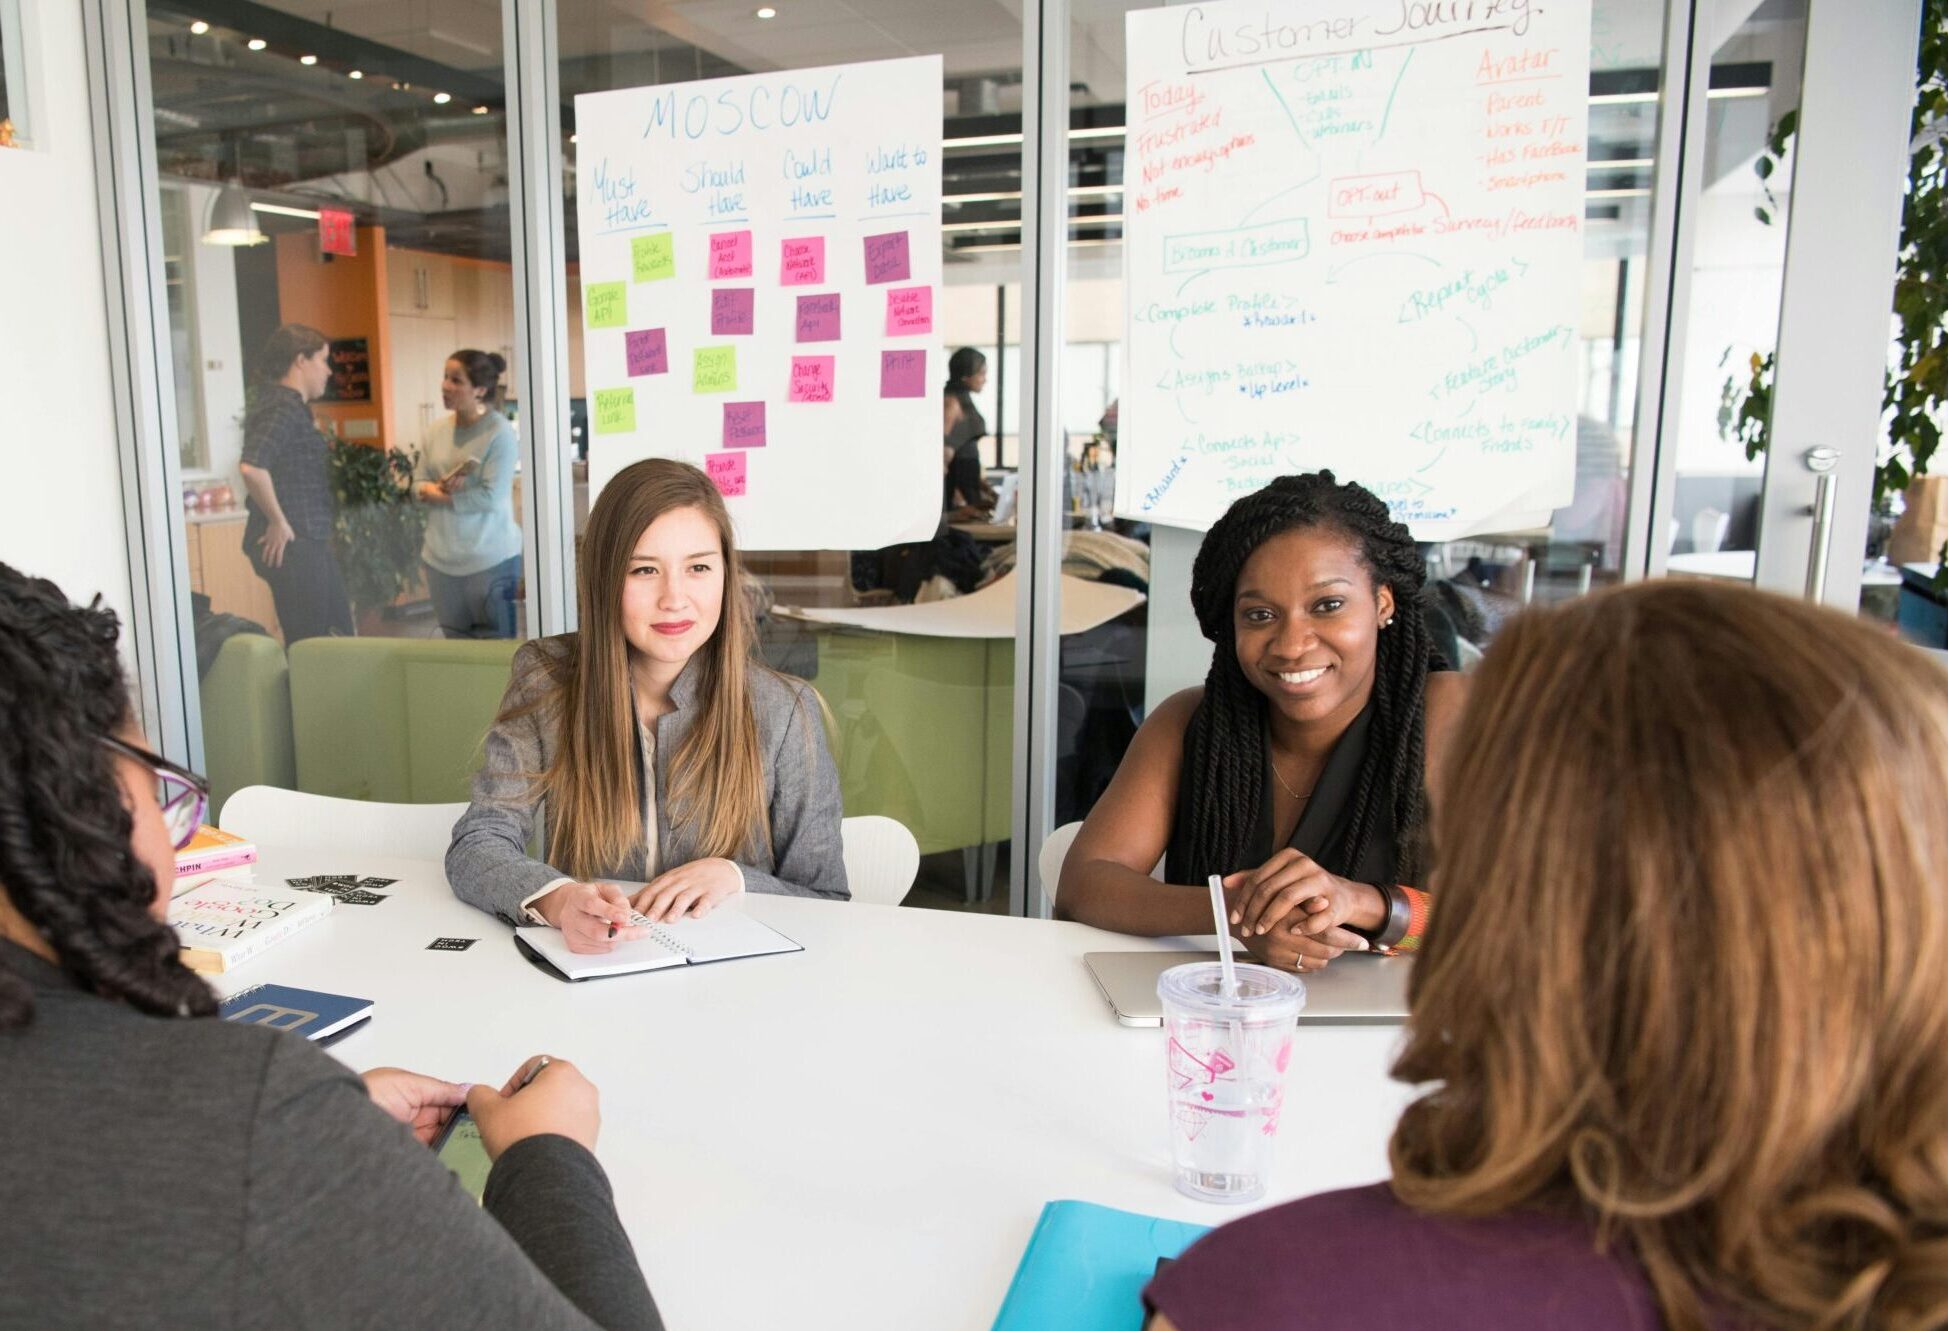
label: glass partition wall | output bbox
[101,0,1922,914]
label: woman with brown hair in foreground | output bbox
[1146,579,1948,1330]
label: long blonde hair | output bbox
[1390,580,1948,1330]
[523,459,768,877]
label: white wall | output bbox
[0,0,130,618]
[174,181,248,485]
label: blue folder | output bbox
[990,1200,1211,1331]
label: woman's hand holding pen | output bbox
[467,1056,601,1159]
[537,880,645,954]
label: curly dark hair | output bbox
[1166,472,1434,887]
[0,563,216,1029]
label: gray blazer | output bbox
[448,634,848,924]
[0,940,659,1330]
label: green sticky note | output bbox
[693,346,738,395]
[593,388,636,434]
[632,233,676,283]
[585,282,627,330]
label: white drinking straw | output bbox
[1207,874,1238,999]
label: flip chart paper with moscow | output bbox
[574,55,943,550]
[1119,0,1591,539]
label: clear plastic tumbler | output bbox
[1159,961,1305,1202]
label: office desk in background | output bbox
[219,849,1413,1331]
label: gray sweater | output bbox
[448,634,848,924]
[0,941,660,1330]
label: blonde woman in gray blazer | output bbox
[448,460,847,953]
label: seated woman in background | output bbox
[0,563,659,1331]
[415,349,522,639]
[1056,472,1463,972]
[1145,579,1948,1330]
[448,458,847,954]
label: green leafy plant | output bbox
[1719,0,1947,581]
[328,440,427,614]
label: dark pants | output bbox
[251,537,354,644]
[424,555,521,639]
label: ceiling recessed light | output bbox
[756,6,778,17]
[299,53,317,65]
[189,20,210,34]
[472,105,490,115]
[246,37,266,50]
[347,69,363,79]
[432,91,451,105]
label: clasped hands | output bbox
[1218,848,1385,974]
[538,858,745,954]
[361,1055,600,1159]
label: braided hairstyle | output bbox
[1168,472,1434,887]
[0,564,217,1029]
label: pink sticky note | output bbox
[880,349,927,399]
[794,293,841,343]
[704,451,747,497]
[788,355,836,404]
[884,285,933,336]
[707,229,754,279]
[722,401,767,449]
[862,231,911,285]
[780,236,826,286]
[625,328,668,376]
[712,288,755,336]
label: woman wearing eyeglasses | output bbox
[0,562,661,1330]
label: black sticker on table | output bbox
[427,937,478,951]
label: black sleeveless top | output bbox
[1164,698,1400,888]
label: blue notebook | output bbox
[990,1201,1211,1331]
[219,983,374,1046]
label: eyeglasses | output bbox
[101,736,211,851]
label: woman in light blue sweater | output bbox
[415,349,523,638]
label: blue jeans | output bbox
[424,555,521,639]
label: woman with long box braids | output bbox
[1056,472,1464,972]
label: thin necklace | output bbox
[1268,756,1314,803]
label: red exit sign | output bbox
[318,208,356,256]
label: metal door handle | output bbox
[1803,446,1840,601]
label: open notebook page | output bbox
[514,905,801,981]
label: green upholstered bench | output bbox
[288,637,521,804]
[200,633,296,821]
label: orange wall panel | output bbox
[274,225,393,449]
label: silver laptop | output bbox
[1084,951,1411,1027]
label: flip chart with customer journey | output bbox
[1120,0,1593,539]
[574,56,943,550]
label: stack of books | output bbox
[172,825,258,896]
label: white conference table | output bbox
[217,849,1416,1330]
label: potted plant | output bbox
[328,439,427,621]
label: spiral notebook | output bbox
[513,908,801,981]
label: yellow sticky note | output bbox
[593,388,636,434]
[585,282,627,330]
[632,233,676,283]
[693,346,738,395]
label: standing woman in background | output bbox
[941,347,994,520]
[416,350,522,638]
[238,323,353,643]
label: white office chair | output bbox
[1038,820,1165,904]
[219,786,469,863]
[1691,507,1731,554]
[839,815,920,906]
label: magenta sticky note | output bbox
[780,237,825,286]
[707,229,754,279]
[722,401,767,449]
[880,349,927,399]
[884,286,933,336]
[788,355,836,404]
[705,451,747,497]
[862,231,911,285]
[712,288,755,336]
[625,328,669,376]
[795,293,841,343]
